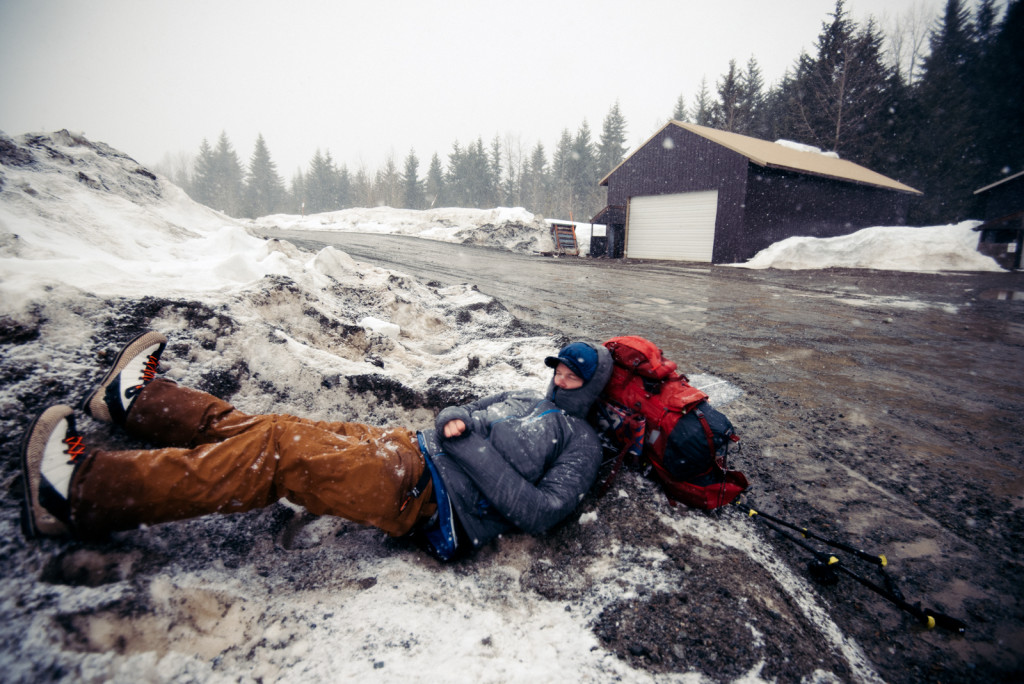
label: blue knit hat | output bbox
[545,342,598,382]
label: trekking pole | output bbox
[747,512,966,634]
[830,558,967,634]
[734,501,887,568]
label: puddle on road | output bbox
[835,294,959,314]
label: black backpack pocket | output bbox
[664,401,737,481]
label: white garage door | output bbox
[626,190,719,262]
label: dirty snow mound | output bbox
[247,205,556,254]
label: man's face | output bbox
[553,362,584,390]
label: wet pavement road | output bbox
[260,231,1023,408]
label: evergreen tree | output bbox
[211,132,244,216]
[401,149,424,209]
[523,142,549,216]
[758,77,791,142]
[778,1,900,164]
[306,149,338,213]
[425,153,445,208]
[242,133,284,219]
[468,138,492,207]
[500,134,526,208]
[598,101,629,176]
[489,135,504,206]
[974,0,1000,45]
[376,155,400,207]
[567,120,599,217]
[740,56,768,137]
[336,164,352,210]
[189,138,216,207]
[974,0,1022,185]
[711,59,744,132]
[551,129,574,216]
[849,17,908,172]
[445,141,468,207]
[690,77,715,125]
[289,169,306,214]
[907,0,981,222]
[672,94,688,121]
[352,166,372,208]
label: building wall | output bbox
[605,127,748,203]
[977,231,1022,269]
[716,168,911,262]
[603,124,913,264]
[605,126,749,262]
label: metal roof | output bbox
[601,121,923,195]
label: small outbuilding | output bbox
[973,170,1024,270]
[593,121,923,263]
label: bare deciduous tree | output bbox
[884,0,932,85]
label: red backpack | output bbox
[597,336,748,509]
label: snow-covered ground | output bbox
[245,196,1001,275]
[246,206,558,255]
[0,130,998,683]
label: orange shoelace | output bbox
[64,434,86,464]
[139,354,160,385]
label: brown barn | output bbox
[593,121,922,263]
[973,170,1023,270]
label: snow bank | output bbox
[734,222,1003,272]
[247,205,556,254]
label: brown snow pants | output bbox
[69,379,435,537]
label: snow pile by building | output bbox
[247,205,556,254]
[734,222,1003,272]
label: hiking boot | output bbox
[21,405,86,538]
[82,331,167,425]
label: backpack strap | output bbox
[399,465,433,513]
[596,409,645,496]
[597,439,631,497]
[694,407,716,460]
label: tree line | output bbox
[159,0,1023,226]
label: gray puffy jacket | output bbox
[419,342,613,550]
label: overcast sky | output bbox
[1,0,949,178]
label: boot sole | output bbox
[20,405,74,539]
[81,331,167,423]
